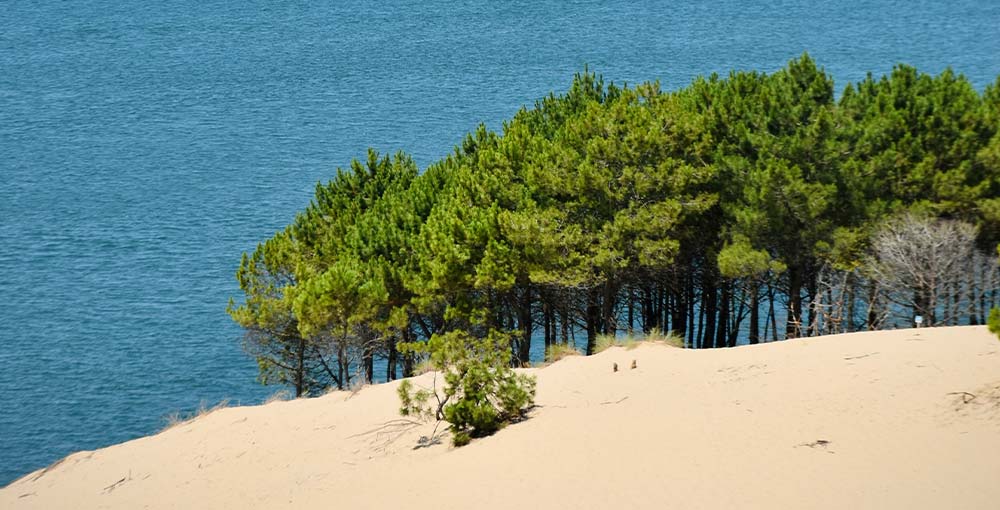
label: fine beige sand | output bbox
[3,326,1000,509]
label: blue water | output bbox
[2,0,999,486]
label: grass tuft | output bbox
[594,334,619,354]
[545,343,582,363]
[264,389,293,404]
[646,328,686,348]
[161,399,231,432]
[414,358,436,376]
[595,329,686,352]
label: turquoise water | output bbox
[2,0,999,485]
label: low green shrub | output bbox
[988,307,1000,340]
[397,330,536,446]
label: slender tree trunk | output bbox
[362,340,374,384]
[626,287,635,335]
[336,344,346,390]
[656,285,663,332]
[518,285,533,365]
[769,282,778,341]
[543,299,553,348]
[749,282,760,344]
[846,272,856,333]
[639,284,653,335]
[295,335,305,397]
[866,281,880,331]
[685,273,695,346]
[786,267,803,339]
[386,334,397,381]
[601,280,618,335]
[702,277,717,349]
[401,326,415,378]
[561,306,570,345]
[664,289,672,335]
[716,280,730,348]
[696,289,705,348]
[683,274,693,345]
[979,254,992,324]
[586,288,600,355]
[805,271,818,336]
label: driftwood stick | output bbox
[947,391,977,404]
[599,396,629,405]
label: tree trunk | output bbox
[585,288,600,355]
[362,341,374,384]
[336,344,346,390]
[671,285,687,341]
[768,282,779,341]
[601,280,618,336]
[295,335,305,397]
[401,326,415,378]
[685,273,695,347]
[543,299,553,349]
[561,306,570,345]
[517,285,533,365]
[716,281,730,348]
[866,281,880,331]
[386,334,397,381]
[626,288,635,335]
[702,277,717,349]
[846,272,855,333]
[786,267,803,338]
[749,282,760,344]
[805,271,818,336]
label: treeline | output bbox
[229,55,1000,396]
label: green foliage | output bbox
[991,247,1000,340]
[397,379,435,421]
[718,235,774,279]
[989,308,1000,340]
[397,330,536,445]
[232,58,1000,396]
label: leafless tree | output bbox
[866,213,981,327]
[811,267,890,335]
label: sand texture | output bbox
[3,326,1000,509]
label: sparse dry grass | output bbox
[161,399,230,432]
[594,334,619,354]
[349,378,369,396]
[645,328,686,348]
[264,389,293,404]
[545,343,582,363]
[414,359,435,376]
[596,329,686,352]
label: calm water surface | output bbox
[2,0,999,485]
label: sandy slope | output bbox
[3,326,1000,509]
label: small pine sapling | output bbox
[397,330,536,446]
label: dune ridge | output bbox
[3,326,999,509]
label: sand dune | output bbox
[3,326,999,509]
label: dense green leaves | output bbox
[397,330,536,445]
[231,55,1000,397]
